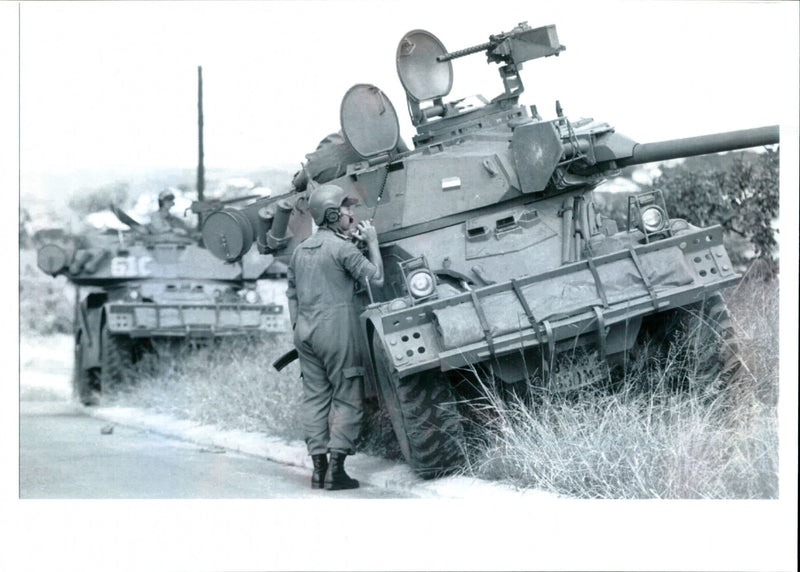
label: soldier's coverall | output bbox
[286,227,378,455]
[148,210,190,234]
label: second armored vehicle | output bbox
[37,212,284,405]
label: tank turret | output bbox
[201,23,779,478]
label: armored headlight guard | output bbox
[627,189,673,244]
[640,205,667,233]
[408,269,436,299]
[398,255,438,305]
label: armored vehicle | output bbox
[36,208,284,406]
[201,23,779,477]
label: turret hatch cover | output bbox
[340,84,400,159]
[396,29,453,102]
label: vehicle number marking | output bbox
[110,256,153,277]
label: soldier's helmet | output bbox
[158,190,175,207]
[308,184,357,225]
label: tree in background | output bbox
[67,181,130,216]
[654,149,779,274]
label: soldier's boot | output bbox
[311,454,328,489]
[324,452,359,490]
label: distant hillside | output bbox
[20,165,295,236]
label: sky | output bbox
[13,0,799,178]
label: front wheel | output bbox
[72,334,100,406]
[638,293,740,394]
[99,323,135,393]
[685,293,741,392]
[371,335,465,479]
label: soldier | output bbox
[148,190,191,235]
[287,184,384,490]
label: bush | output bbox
[68,182,130,215]
[19,249,74,336]
[595,149,780,273]
[656,149,779,267]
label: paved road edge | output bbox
[84,404,559,499]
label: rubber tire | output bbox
[72,334,100,406]
[685,293,741,391]
[371,335,465,479]
[99,323,134,392]
[639,293,739,393]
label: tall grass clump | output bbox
[106,334,305,440]
[461,273,779,499]
[104,333,403,458]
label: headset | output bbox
[326,208,355,226]
[324,208,340,224]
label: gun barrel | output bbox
[617,125,779,167]
[437,42,493,62]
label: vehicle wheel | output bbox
[99,323,134,392]
[72,334,100,406]
[371,335,465,479]
[685,293,741,392]
[639,293,740,394]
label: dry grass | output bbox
[106,334,305,440]
[459,274,779,498]
[106,335,406,459]
[96,268,779,498]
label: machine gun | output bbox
[438,22,565,101]
[397,22,565,127]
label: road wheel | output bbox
[72,334,100,406]
[99,323,134,393]
[371,335,465,479]
[685,293,741,393]
[638,293,740,394]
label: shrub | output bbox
[19,249,74,336]
[595,149,780,273]
[68,182,130,215]
[656,149,779,268]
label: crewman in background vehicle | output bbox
[286,184,384,490]
[149,190,191,235]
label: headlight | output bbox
[407,269,435,298]
[640,205,667,233]
[244,289,260,304]
[127,289,140,301]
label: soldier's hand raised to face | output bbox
[355,220,378,244]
